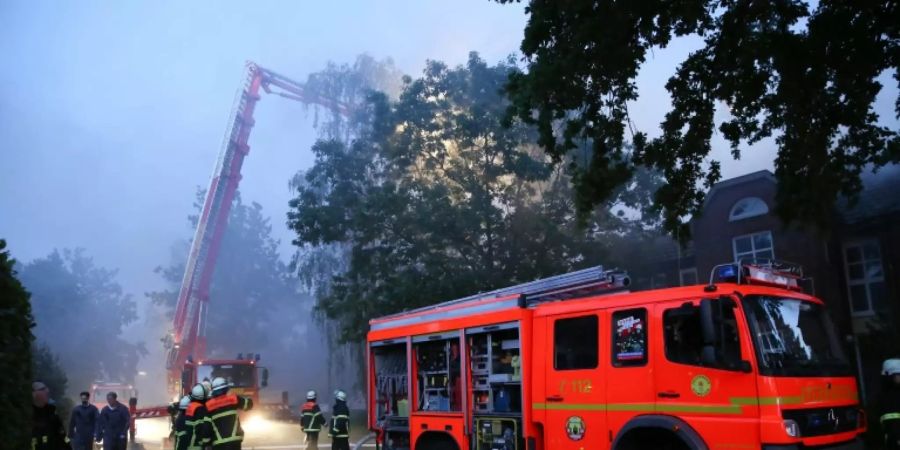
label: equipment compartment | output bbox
[373,343,409,420]
[414,336,462,412]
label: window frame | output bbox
[729,197,769,221]
[553,314,599,371]
[732,230,775,263]
[842,240,885,317]
[679,268,699,286]
[611,308,649,368]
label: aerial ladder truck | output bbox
[130,62,348,437]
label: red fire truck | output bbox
[366,262,865,450]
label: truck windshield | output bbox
[197,364,255,387]
[743,296,852,377]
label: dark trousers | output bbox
[331,437,350,450]
[103,437,127,450]
[213,441,243,450]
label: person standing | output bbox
[205,377,254,449]
[883,359,900,450]
[185,383,213,450]
[173,396,191,450]
[328,390,351,450]
[300,390,326,450]
[97,392,130,450]
[31,381,72,450]
[68,391,98,450]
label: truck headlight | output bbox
[783,419,800,438]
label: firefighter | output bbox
[97,392,130,450]
[328,390,351,450]
[69,391,98,450]
[300,390,326,450]
[31,381,72,450]
[167,395,189,450]
[884,358,900,450]
[185,383,213,450]
[205,377,254,449]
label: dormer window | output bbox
[729,197,768,221]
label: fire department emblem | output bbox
[565,416,586,441]
[691,374,712,397]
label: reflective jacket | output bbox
[185,401,213,450]
[173,412,189,450]
[205,393,253,446]
[32,404,71,450]
[329,401,350,439]
[884,386,900,449]
[300,401,325,433]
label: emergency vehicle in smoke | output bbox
[366,261,865,450]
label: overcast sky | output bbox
[1,0,896,301]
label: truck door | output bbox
[543,312,607,450]
[653,297,760,447]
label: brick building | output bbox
[626,167,900,405]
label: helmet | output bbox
[334,389,347,402]
[211,377,230,394]
[306,390,317,400]
[190,383,209,401]
[178,395,191,410]
[883,358,900,376]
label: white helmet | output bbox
[306,390,317,400]
[190,383,209,401]
[334,389,347,402]
[178,395,191,410]
[211,377,230,393]
[883,358,900,376]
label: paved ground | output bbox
[133,411,374,450]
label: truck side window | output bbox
[612,308,648,367]
[664,302,743,369]
[554,315,598,370]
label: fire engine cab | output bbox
[366,261,865,450]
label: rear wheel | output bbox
[414,432,459,450]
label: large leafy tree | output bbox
[499,0,899,238]
[0,239,34,448]
[19,249,145,393]
[149,191,305,358]
[289,53,649,342]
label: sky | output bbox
[1,1,896,323]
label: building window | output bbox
[733,231,774,263]
[554,315,598,370]
[680,268,698,286]
[843,240,886,316]
[729,197,769,221]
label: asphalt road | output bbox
[133,412,374,450]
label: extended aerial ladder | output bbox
[133,63,348,428]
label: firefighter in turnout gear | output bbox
[185,383,213,450]
[173,396,191,450]
[300,390,326,450]
[329,390,350,450]
[31,382,72,450]
[883,358,900,450]
[205,377,254,449]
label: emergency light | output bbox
[709,259,808,292]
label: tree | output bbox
[149,190,306,358]
[499,0,899,239]
[288,53,649,342]
[19,249,145,394]
[0,239,34,449]
[32,343,74,420]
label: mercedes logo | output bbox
[827,408,840,429]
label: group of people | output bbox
[31,382,131,450]
[300,389,351,450]
[170,377,254,450]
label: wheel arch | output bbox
[611,414,708,450]
[413,430,460,450]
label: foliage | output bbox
[500,0,899,239]
[288,53,653,342]
[148,191,304,357]
[19,248,145,394]
[32,343,74,419]
[0,239,34,448]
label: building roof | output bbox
[838,164,900,224]
[702,170,775,209]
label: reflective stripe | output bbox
[882,412,900,423]
[31,438,36,450]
